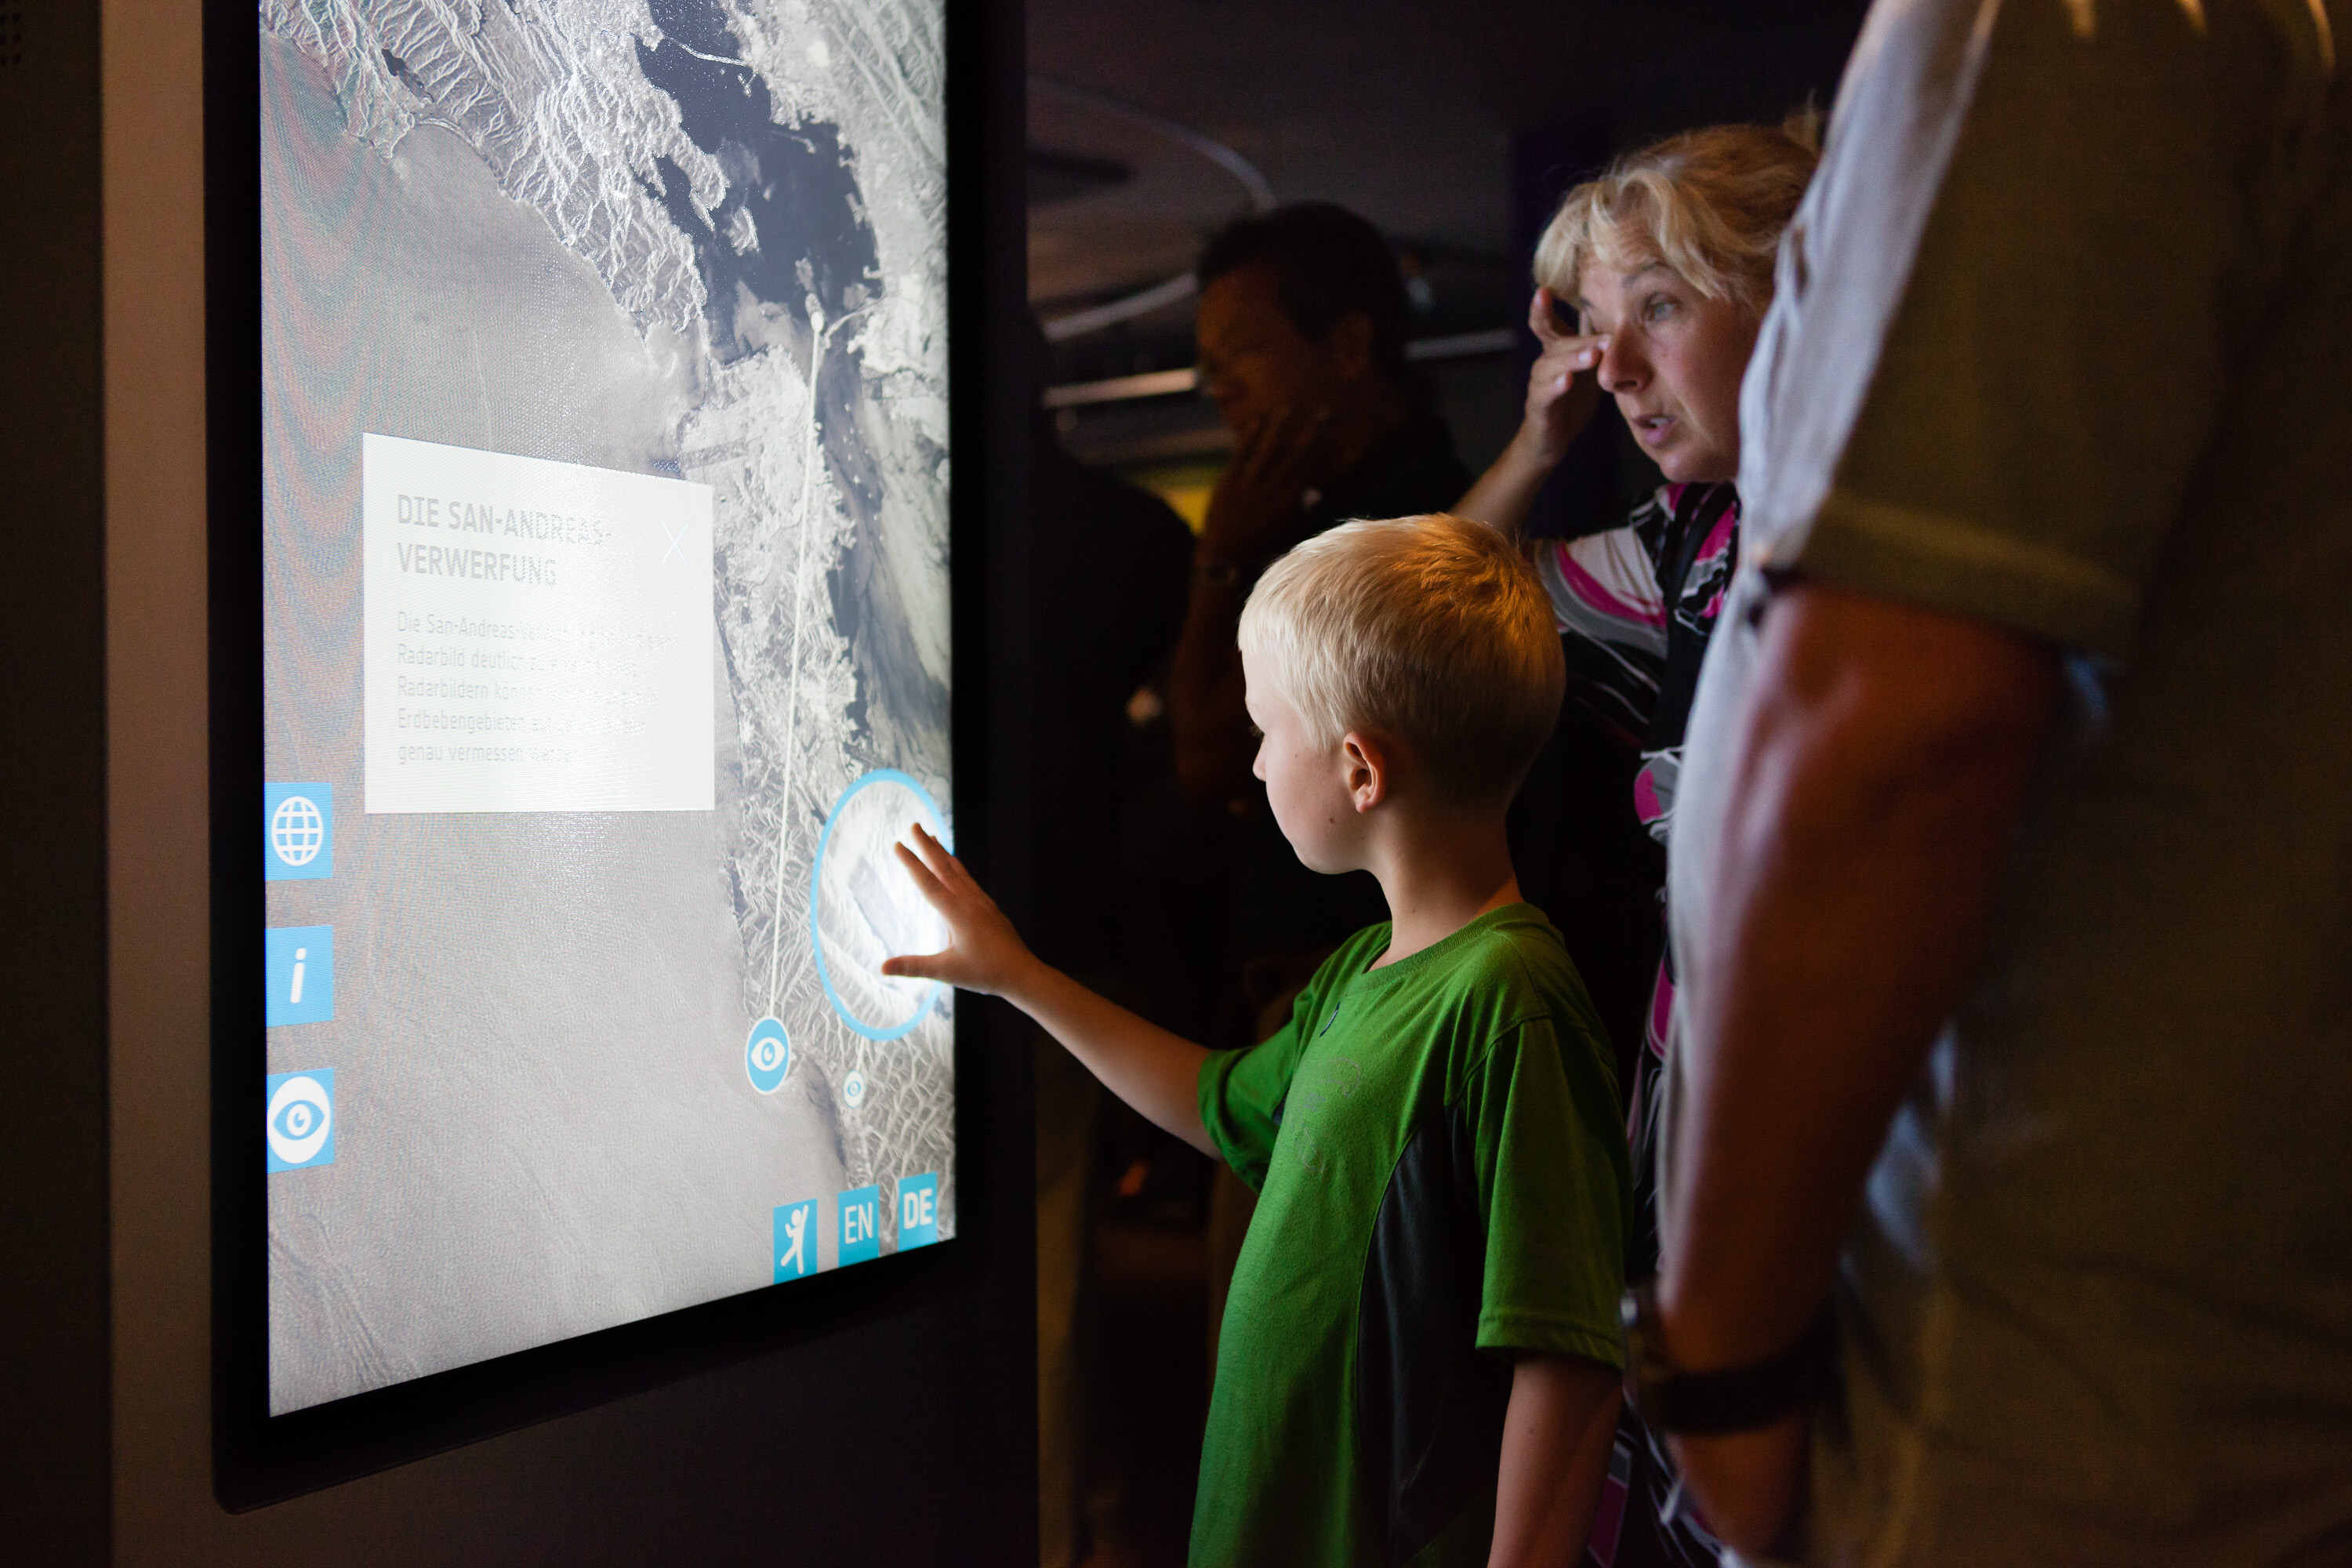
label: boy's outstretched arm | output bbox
[1488,1353,1622,1568]
[880,825,1217,1157]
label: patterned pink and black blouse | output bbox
[1530,479,1739,1568]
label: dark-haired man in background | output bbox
[1172,202,1469,835]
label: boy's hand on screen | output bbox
[880,823,1035,998]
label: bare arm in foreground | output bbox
[1490,1354,1623,1568]
[1660,582,2059,1552]
[880,824,1215,1155]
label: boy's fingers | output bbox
[879,952,947,981]
[893,840,952,902]
[908,822,974,893]
[905,822,957,874]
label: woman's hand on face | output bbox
[879,823,1038,1000]
[1519,287,1608,465]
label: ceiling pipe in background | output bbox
[1029,74,1275,341]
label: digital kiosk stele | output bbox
[216,0,982,1504]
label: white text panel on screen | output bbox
[361,434,715,814]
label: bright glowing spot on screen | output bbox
[811,770,950,1040]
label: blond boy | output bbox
[886,514,1628,1567]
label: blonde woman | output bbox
[1455,116,1817,1568]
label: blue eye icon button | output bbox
[264,783,333,880]
[838,1185,881,1267]
[897,1172,940,1250]
[265,926,335,1026]
[773,1200,816,1282]
[841,1070,867,1109]
[264,1070,336,1171]
[745,1017,790,1094]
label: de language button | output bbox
[897,1173,940,1250]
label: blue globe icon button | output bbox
[745,1018,790,1094]
[274,798,322,863]
[264,783,334,881]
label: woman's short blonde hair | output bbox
[1239,514,1566,808]
[1533,111,1821,314]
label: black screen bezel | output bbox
[209,0,1000,1511]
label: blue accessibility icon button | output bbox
[774,1200,816,1281]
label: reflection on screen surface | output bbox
[259,0,952,1417]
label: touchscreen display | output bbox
[258,0,952,1416]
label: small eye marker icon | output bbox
[265,1070,336,1171]
[745,1017,790,1094]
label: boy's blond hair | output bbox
[1240,514,1565,808]
[1533,112,1820,315]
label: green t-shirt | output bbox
[1189,904,1628,1568]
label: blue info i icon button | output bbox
[266,926,335,1026]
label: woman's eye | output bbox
[1644,296,1678,322]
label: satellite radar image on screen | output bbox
[257,0,953,1415]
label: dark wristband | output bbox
[1620,1281,1838,1436]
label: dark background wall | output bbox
[0,0,113,1556]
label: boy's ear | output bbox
[1341,730,1392,814]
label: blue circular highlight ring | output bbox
[809,768,950,1042]
[745,1016,791,1094]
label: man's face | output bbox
[1195,263,1355,437]
[1575,260,1760,485]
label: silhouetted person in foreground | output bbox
[1646,5,2352,1562]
